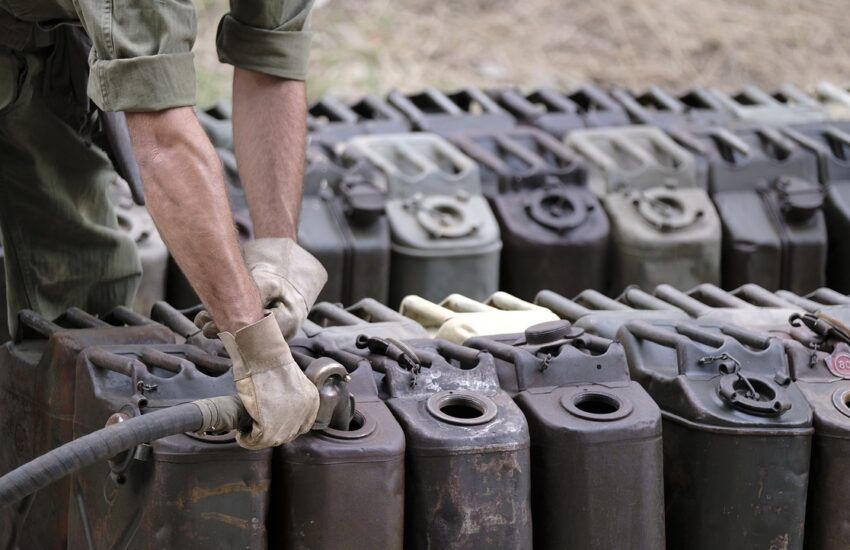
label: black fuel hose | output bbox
[0,396,243,510]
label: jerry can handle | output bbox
[496,89,543,118]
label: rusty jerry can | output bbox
[534,288,687,340]
[357,336,532,549]
[399,291,558,343]
[783,121,850,293]
[298,143,391,304]
[0,309,175,549]
[308,94,411,144]
[466,321,665,550]
[709,85,828,126]
[386,86,515,137]
[676,126,827,293]
[568,125,722,292]
[342,133,502,305]
[452,127,609,299]
[275,341,406,550]
[619,319,813,550]
[68,345,270,549]
[609,86,736,129]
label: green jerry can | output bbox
[68,345,271,549]
[466,321,665,550]
[619,319,813,550]
[356,336,532,550]
[452,127,610,300]
[783,121,850,293]
[0,310,175,549]
[399,291,558,343]
[342,133,502,306]
[567,125,722,292]
[709,85,828,126]
[271,343,406,550]
[534,288,687,339]
[676,126,827,293]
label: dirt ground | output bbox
[194,0,850,106]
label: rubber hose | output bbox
[0,395,243,510]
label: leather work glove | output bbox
[219,313,320,449]
[195,238,328,339]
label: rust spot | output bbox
[190,480,269,502]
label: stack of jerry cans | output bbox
[466,321,665,550]
[273,343,405,550]
[0,309,175,548]
[69,345,270,549]
[342,133,502,305]
[678,126,827,292]
[357,336,532,549]
[567,125,722,292]
[308,94,411,144]
[386,86,515,137]
[619,319,813,550]
[452,127,609,299]
[783,121,850,292]
[399,292,558,343]
[299,144,391,304]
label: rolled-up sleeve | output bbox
[77,0,198,112]
[217,0,315,81]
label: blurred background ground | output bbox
[194,0,850,106]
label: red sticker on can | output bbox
[827,350,850,379]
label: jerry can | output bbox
[467,321,665,550]
[308,94,410,143]
[0,310,174,549]
[386,86,515,136]
[783,122,850,292]
[710,85,827,126]
[342,133,502,305]
[273,344,406,550]
[680,126,827,292]
[492,87,586,138]
[452,127,609,299]
[357,336,532,549]
[567,125,722,291]
[68,345,270,549]
[813,82,850,121]
[399,292,558,343]
[298,147,391,305]
[108,181,169,314]
[196,101,234,150]
[303,298,428,348]
[619,319,813,550]
[534,288,687,339]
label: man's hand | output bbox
[219,314,319,449]
[195,238,327,339]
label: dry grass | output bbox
[194,0,850,106]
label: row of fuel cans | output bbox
[3,282,850,549]
[176,85,850,312]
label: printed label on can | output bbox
[826,348,850,379]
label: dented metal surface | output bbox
[467,321,665,550]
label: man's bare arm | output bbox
[232,68,308,239]
[126,107,263,333]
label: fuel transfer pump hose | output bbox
[0,396,244,510]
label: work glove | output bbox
[219,313,320,449]
[195,238,327,339]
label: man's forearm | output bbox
[232,68,308,239]
[126,107,263,333]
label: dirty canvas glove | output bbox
[219,314,320,449]
[195,238,327,339]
